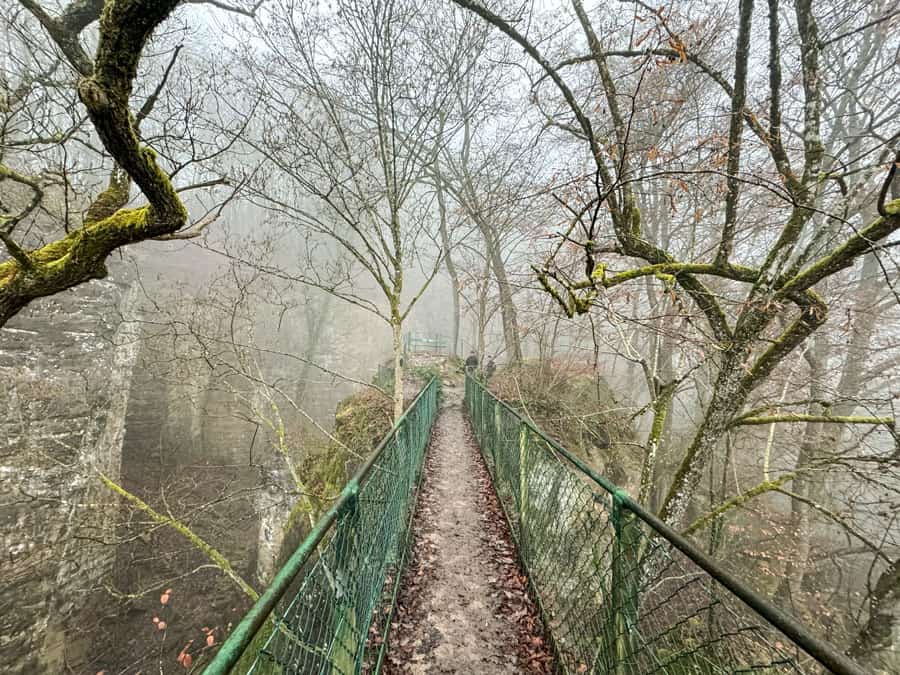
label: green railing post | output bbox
[329,486,361,675]
[491,399,501,475]
[479,384,486,444]
[517,422,529,558]
[606,493,640,675]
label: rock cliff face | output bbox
[0,248,398,672]
[96,322,266,671]
[0,271,139,673]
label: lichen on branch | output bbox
[2,0,189,327]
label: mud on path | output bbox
[383,384,552,674]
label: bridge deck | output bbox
[382,386,551,673]
[205,374,864,675]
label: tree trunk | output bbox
[391,317,404,422]
[477,219,522,364]
[659,348,748,524]
[435,175,460,357]
[847,558,900,671]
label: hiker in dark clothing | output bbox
[465,351,478,375]
[484,357,496,382]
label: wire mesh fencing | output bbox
[205,376,440,675]
[403,331,450,354]
[464,374,865,675]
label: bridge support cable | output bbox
[464,374,866,675]
[205,377,440,675]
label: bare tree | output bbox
[241,0,472,419]
[452,0,899,522]
[451,0,899,662]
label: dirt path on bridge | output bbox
[383,384,552,674]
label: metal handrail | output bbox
[464,373,866,675]
[205,377,439,674]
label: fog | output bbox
[1,0,899,672]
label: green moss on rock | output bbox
[489,361,638,487]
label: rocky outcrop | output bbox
[0,270,139,673]
[0,247,400,672]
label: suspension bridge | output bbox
[203,374,866,675]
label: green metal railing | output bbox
[403,331,450,354]
[205,376,440,675]
[464,374,865,675]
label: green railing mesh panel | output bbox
[403,331,450,354]
[206,377,439,675]
[463,374,863,675]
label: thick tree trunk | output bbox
[477,220,522,364]
[659,348,748,524]
[847,558,900,671]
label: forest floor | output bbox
[382,383,553,674]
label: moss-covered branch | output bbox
[731,413,894,428]
[0,203,168,323]
[3,0,188,327]
[601,261,758,288]
[99,472,259,601]
[78,1,184,217]
[779,199,900,296]
[682,471,799,537]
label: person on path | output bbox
[484,356,496,382]
[465,351,478,376]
